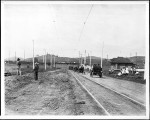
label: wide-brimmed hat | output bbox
[35,62,39,64]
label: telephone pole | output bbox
[43,53,44,64]
[90,51,92,67]
[101,42,104,68]
[45,49,46,70]
[51,54,53,68]
[24,50,25,61]
[79,51,80,65]
[15,51,16,62]
[84,50,86,65]
[49,54,51,67]
[81,54,82,65]
[8,50,10,64]
[33,40,34,69]
[136,52,137,67]
[54,55,55,67]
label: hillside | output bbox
[6,55,144,69]
[23,54,106,65]
[5,57,24,61]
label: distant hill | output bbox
[5,57,24,61]
[6,55,144,69]
[24,54,105,65]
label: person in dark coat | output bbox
[98,64,102,77]
[16,58,21,76]
[33,62,39,80]
[97,64,102,71]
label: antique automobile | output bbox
[90,64,102,78]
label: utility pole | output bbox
[79,51,80,65]
[33,40,34,69]
[49,54,51,67]
[88,52,89,65]
[101,42,104,68]
[43,53,44,64]
[24,50,25,61]
[90,51,91,67]
[45,49,46,70]
[81,54,82,65]
[8,50,10,64]
[55,55,56,68]
[51,54,53,68]
[136,52,137,67]
[144,62,146,80]
[54,55,55,67]
[84,50,86,65]
[15,51,16,62]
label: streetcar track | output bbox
[70,71,146,115]
[80,73,146,108]
[70,71,110,116]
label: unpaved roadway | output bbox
[5,69,105,115]
[71,71,146,116]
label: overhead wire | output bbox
[78,4,93,42]
[50,5,60,42]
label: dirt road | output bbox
[71,71,146,116]
[5,69,105,115]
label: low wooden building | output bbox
[110,57,135,70]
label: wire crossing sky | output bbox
[78,4,93,42]
[3,3,147,59]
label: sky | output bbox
[3,3,147,59]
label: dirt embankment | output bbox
[5,69,102,115]
[5,69,76,115]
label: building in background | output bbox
[110,57,135,70]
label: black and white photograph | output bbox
[1,0,149,119]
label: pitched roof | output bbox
[110,57,134,64]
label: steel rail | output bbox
[70,71,110,116]
[80,73,146,109]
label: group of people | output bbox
[120,67,129,75]
[16,58,39,80]
[73,65,85,74]
[73,64,103,77]
[117,67,138,76]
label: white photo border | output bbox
[1,0,149,119]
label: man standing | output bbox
[33,62,39,80]
[98,64,102,78]
[16,58,21,76]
